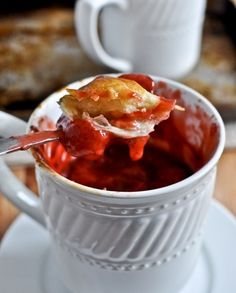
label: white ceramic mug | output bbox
[0,75,224,293]
[75,0,207,78]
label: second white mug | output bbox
[75,0,207,78]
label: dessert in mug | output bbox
[33,73,218,191]
[0,72,224,293]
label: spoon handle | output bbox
[0,130,62,156]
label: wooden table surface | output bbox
[0,148,236,240]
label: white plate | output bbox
[0,200,236,293]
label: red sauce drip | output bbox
[57,115,152,161]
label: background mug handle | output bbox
[0,112,45,226]
[75,0,132,72]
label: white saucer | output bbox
[0,200,236,293]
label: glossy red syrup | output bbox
[35,74,219,191]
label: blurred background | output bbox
[0,0,235,120]
[0,0,235,238]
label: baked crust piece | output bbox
[59,76,176,138]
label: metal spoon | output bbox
[0,130,63,156]
[0,105,186,157]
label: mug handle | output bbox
[75,0,132,72]
[0,112,45,226]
